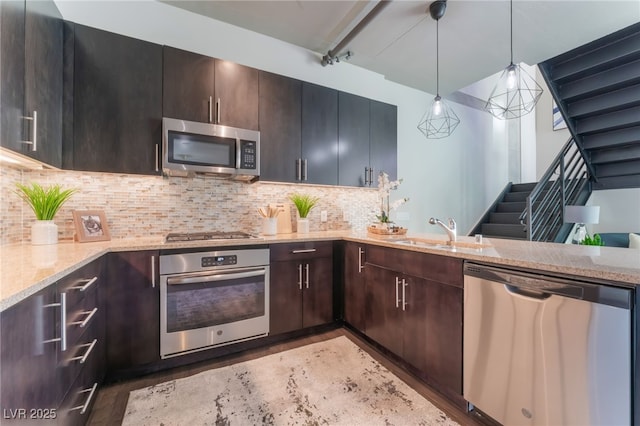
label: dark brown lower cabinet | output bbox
[362,246,463,399]
[269,242,333,335]
[343,242,367,333]
[106,251,160,374]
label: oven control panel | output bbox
[202,255,237,267]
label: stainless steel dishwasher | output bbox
[463,262,632,426]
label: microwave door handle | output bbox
[167,268,265,285]
[236,138,242,169]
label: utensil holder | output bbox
[262,217,277,236]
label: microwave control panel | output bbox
[239,140,257,170]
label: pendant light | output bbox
[418,0,460,139]
[485,0,543,119]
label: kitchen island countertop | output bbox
[2,230,639,311]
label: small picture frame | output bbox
[72,210,111,242]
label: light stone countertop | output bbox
[2,230,639,312]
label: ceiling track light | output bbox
[321,51,354,67]
[485,0,544,119]
[417,0,460,140]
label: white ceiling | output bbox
[161,1,640,95]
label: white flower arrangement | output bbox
[376,171,409,224]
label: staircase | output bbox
[471,22,640,243]
[538,22,640,191]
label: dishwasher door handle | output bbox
[504,284,551,300]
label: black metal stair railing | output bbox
[519,137,591,242]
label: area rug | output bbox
[122,336,460,425]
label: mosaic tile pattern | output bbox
[1,165,378,245]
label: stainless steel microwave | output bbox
[162,117,260,182]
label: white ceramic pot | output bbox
[31,220,58,245]
[297,218,310,233]
[262,217,278,236]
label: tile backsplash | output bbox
[1,165,378,245]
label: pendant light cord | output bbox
[436,19,440,96]
[510,0,513,65]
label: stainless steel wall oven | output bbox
[159,248,269,358]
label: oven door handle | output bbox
[166,268,266,285]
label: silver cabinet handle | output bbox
[369,167,374,186]
[395,277,400,309]
[155,144,160,172]
[43,292,67,351]
[70,276,98,292]
[292,248,316,254]
[303,159,308,181]
[151,255,156,288]
[216,98,221,123]
[358,247,364,273]
[297,264,303,290]
[21,110,37,151]
[305,264,310,289]
[208,96,213,123]
[296,158,302,181]
[402,279,408,311]
[69,339,97,364]
[364,167,369,185]
[69,307,98,328]
[70,382,98,415]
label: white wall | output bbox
[588,189,640,234]
[55,0,505,235]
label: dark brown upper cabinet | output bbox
[0,0,62,168]
[163,46,259,130]
[338,93,397,187]
[258,71,301,182]
[301,82,339,185]
[65,24,162,175]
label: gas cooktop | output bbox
[165,231,260,243]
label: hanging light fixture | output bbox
[417,0,460,139]
[485,0,543,119]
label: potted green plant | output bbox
[15,182,77,245]
[289,193,319,233]
[581,233,605,246]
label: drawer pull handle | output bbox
[70,382,98,415]
[70,307,98,328]
[71,276,98,292]
[69,339,97,364]
[291,249,316,254]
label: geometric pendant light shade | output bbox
[485,0,543,120]
[417,0,460,139]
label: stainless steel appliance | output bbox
[463,263,632,425]
[162,117,260,181]
[159,248,269,358]
[165,231,260,243]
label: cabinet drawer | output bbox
[58,340,101,426]
[366,245,463,287]
[270,241,333,261]
[58,318,102,401]
[58,259,102,310]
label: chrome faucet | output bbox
[429,217,457,242]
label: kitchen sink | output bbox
[392,237,489,251]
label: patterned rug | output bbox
[123,336,460,425]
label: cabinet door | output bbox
[24,0,63,168]
[370,100,397,181]
[425,281,463,394]
[343,242,367,333]
[401,274,429,374]
[214,59,259,130]
[71,24,162,175]
[258,71,301,182]
[303,256,333,328]
[301,82,338,185]
[269,260,303,335]
[0,285,59,414]
[338,92,370,187]
[0,1,25,156]
[106,251,160,371]
[365,265,403,356]
[162,46,215,123]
